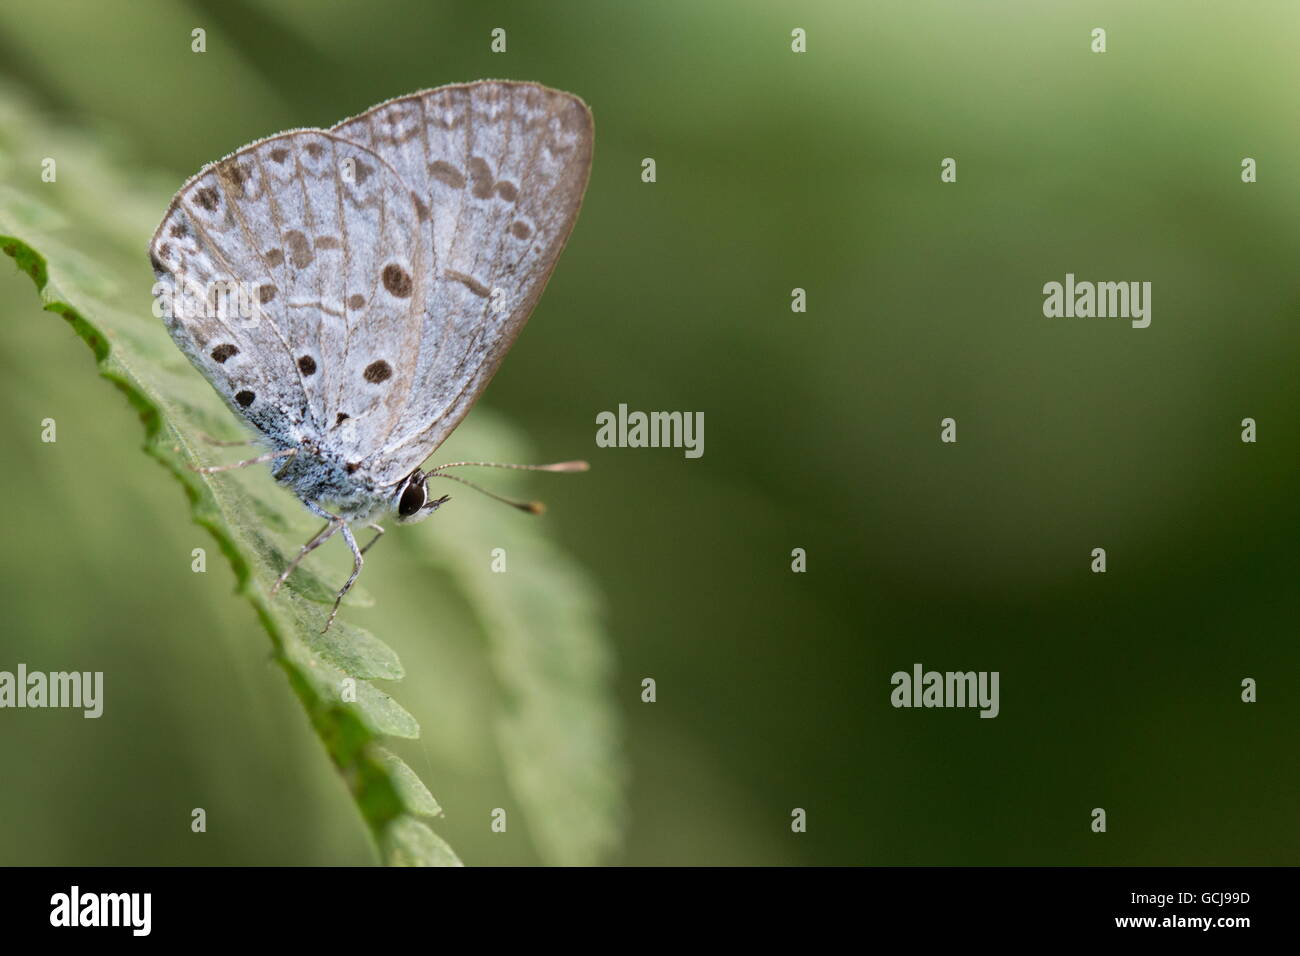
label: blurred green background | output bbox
[1,0,1298,865]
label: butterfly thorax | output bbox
[272,434,395,521]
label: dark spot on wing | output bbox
[235,390,255,408]
[428,160,466,189]
[364,360,392,384]
[269,148,289,164]
[382,264,412,298]
[510,220,532,239]
[335,412,350,426]
[345,462,360,474]
[194,187,219,211]
[258,284,277,303]
[297,355,316,376]
[265,248,284,267]
[468,157,494,199]
[347,294,366,310]
[446,270,490,297]
[211,344,238,363]
[285,230,313,268]
[218,161,251,198]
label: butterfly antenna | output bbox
[429,460,590,474]
[426,472,546,515]
[425,460,589,515]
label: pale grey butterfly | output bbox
[149,81,593,630]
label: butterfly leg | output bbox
[270,500,342,597]
[323,524,365,632]
[360,523,385,555]
[193,447,296,475]
[195,430,255,447]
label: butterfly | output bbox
[149,80,594,629]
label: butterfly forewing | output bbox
[330,81,594,485]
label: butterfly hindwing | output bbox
[150,130,428,463]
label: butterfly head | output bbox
[393,458,588,522]
[394,470,450,524]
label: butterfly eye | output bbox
[398,474,427,517]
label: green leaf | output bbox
[408,416,625,866]
[0,85,623,865]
